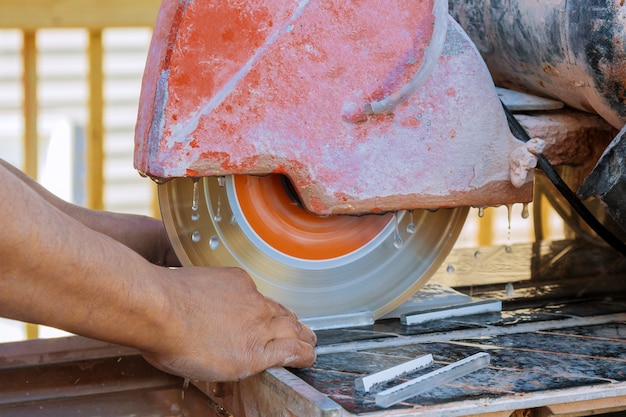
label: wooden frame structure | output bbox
[0,0,160,209]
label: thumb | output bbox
[264,338,317,369]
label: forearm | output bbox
[0,162,170,352]
[0,159,175,265]
[0,162,316,382]
[0,158,88,219]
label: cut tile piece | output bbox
[375,352,491,408]
[354,354,434,392]
[401,300,502,325]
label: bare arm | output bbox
[0,159,179,266]
[0,162,316,381]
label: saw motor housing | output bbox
[134,0,534,216]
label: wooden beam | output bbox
[0,0,161,30]
[22,30,38,179]
[86,29,104,210]
[25,323,39,340]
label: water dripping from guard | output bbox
[406,210,416,234]
[191,178,200,212]
[521,203,529,219]
[506,203,513,241]
[214,195,222,222]
[393,212,403,249]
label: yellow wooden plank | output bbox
[0,0,161,30]
[22,30,38,179]
[86,29,104,210]
[25,323,39,340]
[544,395,626,416]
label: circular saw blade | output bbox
[159,175,468,320]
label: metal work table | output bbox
[0,240,624,416]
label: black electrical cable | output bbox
[501,101,626,256]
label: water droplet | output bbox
[230,214,237,225]
[191,212,200,222]
[209,235,220,250]
[191,231,201,243]
[393,212,403,249]
[191,178,200,212]
[521,203,530,219]
[446,264,455,274]
[217,176,226,187]
[473,250,482,266]
[506,204,512,230]
[504,245,512,253]
[506,203,513,241]
[477,207,485,218]
[505,282,515,297]
[406,210,416,234]
[214,196,222,222]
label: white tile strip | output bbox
[401,300,502,325]
[355,354,434,393]
[375,352,491,408]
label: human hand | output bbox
[141,266,317,382]
[0,159,311,382]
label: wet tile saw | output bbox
[133,0,625,326]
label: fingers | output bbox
[269,312,316,346]
[262,295,317,348]
[264,338,317,369]
[247,296,317,371]
[258,305,317,371]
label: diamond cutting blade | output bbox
[159,175,468,320]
